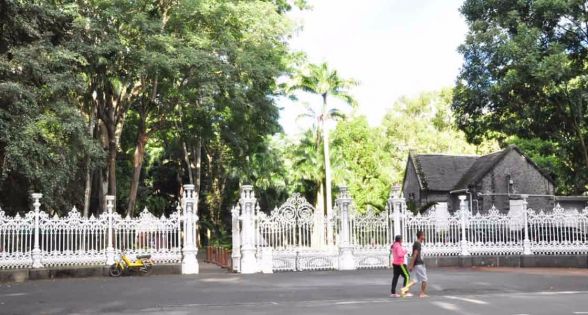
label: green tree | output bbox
[504,136,572,194]
[383,89,498,183]
[454,0,588,194]
[288,62,358,232]
[0,0,102,214]
[331,116,392,211]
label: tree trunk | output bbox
[314,181,326,247]
[96,168,105,213]
[83,108,96,217]
[322,94,334,245]
[193,137,202,210]
[573,122,588,170]
[0,144,5,179]
[97,121,109,213]
[107,138,117,198]
[182,141,194,184]
[127,118,148,216]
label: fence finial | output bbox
[390,184,401,199]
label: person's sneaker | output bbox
[390,294,401,298]
[404,293,414,297]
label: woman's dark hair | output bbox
[394,235,402,242]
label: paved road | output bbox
[1,264,588,314]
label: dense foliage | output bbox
[0,0,301,235]
[3,0,582,246]
[454,0,588,194]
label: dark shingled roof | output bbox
[412,154,478,191]
[452,149,510,190]
[409,145,555,192]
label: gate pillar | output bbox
[182,184,199,274]
[239,185,258,274]
[337,186,356,270]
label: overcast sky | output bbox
[278,0,468,136]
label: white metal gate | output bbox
[255,194,338,271]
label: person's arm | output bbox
[409,247,418,271]
[401,246,408,258]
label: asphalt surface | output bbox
[1,264,588,314]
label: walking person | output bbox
[390,235,415,297]
[402,230,428,298]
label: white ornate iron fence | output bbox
[1,187,198,270]
[232,186,588,273]
[403,209,462,256]
[253,193,338,271]
[350,206,390,248]
[0,209,34,269]
[38,208,109,267]
[349,206,391,269]
[528,206,588,255]
[111,209,182,264]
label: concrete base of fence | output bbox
[425,255,588,269]
[0,264,181,283]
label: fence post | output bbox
[105,195,116,266]
[458,195,470,256]
[522,195,533,255]
[239,185,258,274]
[231,205,241,272]
[337,186,356,270]
[182,184,199,274]
[31,193,43,268]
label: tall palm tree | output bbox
[290,63,358,245]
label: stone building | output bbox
[402,145,556,213]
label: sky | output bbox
[278,0,468,136]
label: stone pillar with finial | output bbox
[337,186,356,270]
[239,185,258,274]
[182,184,199,274]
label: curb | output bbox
[0,264,181,283]
[425,255,588,269]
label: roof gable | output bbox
[453,149,509,190]
[405,145,555,193]
[411,153,479,191]
[454,145,556,189]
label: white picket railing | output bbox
[1,188,199,271]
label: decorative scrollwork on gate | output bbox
[271,193,315,225]
[256,193,322,254]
